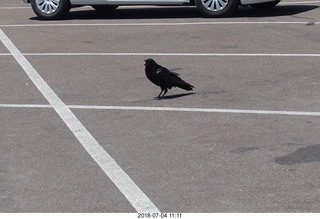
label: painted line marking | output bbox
[2,104,320,117]
[0,104,52,108]
[0,28,160,213]
[0,7,30,9]
[25,52,320,57]
[0,21,319,27]
[2,52,320,57]
[68,105,320,117]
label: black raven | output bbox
[144,58,194,99]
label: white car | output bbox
[23,0,281,19]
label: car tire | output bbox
[30,0,71,20]
[195,0,239,18]
[92,5,119,11]
[249,1,280,9]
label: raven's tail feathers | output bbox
[171,76,194,91]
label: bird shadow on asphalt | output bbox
[157,92,195,100]
[29,5,319,21]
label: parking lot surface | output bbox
[1,0,320,213]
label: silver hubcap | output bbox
[201,0,229,12]
[36,0,60,14]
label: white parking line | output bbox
[0,7,30,10]
[22,52,320,57]
[0,104,51,108]
[0,21,319,28]
[0,28,160,213]
[68,105,320,117]
[2,103,320,117]
[2,52,320,57]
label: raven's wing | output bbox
[154,65,193,90]
[145,65,170,87]
[169,70,180,76]
[166,71,194,91]
[155,66,175,88]
[155,66,171,76]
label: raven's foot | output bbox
[154,96,162,100]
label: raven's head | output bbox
[144,58,157,66]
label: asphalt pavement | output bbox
[1,0,320,213]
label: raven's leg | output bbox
[155,88,164,99]
[162,88,168,97]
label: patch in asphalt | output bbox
[231,146,260,154]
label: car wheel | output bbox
[30,0,71,20]
[249,1,280,9]
[92,5,119,11]
[195,0,239,17]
